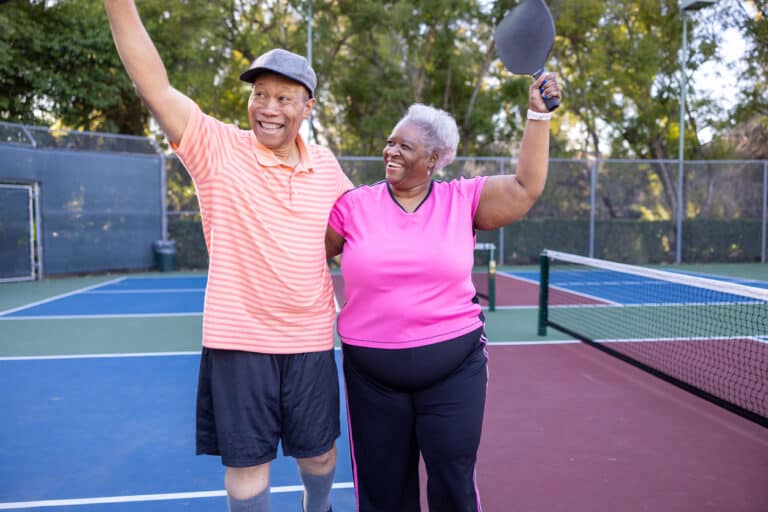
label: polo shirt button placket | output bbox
[288,170,297,202]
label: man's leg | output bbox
[297,445,337,512]
[225,463,271,511]
[196,348,282,512]
[281,349,340,512]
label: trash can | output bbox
[153,239,176,272]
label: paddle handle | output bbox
[533,68,559,112]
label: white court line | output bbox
[0,483,354,510]
[0,312,202,321]
[117,275,206,281]
[483,305,537,310]
[496,270,540,285]
[0,348,356,362]
[0,277,126,317]
[547,299,763,309]
[594,335,768,345]
[0,351,200,361]
[0,343,569,362]
[487,339,578,346]
[84,288,205,294]
[496,270,619,306]
[547,283,621,305]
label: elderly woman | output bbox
[326,74,561,511]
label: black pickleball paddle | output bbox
[494,0,560,112]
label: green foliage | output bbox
[0,0,141,131]
[702,0,768,158]
[0,0,237,133]
[2,0,765,160]
[555,0,688,159]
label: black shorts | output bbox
[196,347,340,468]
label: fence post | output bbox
[160,153,168,242]
[676,159,684,264]
[589,157,597,258]
[488,259,496,312]
[763,161,767,264]
[33,183,43,278]
[499,158,505,265]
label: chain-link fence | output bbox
[2,117,765,277]
[167,155,768,268]
[0,122,165,278]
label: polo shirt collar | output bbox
[251,132,315,174]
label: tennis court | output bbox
[1,266,767,511]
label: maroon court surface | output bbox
[333,271,767,511]
[335,272,555,309]
[476,342,768,512]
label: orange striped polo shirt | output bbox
[175,104,352,353]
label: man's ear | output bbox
[303,98,316,119]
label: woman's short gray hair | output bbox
[394,103,460,171]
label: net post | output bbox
[488,259,496,312]
[537,251,549,335]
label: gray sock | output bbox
[299,469,335,512]
[227,488,270,512]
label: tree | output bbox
[0,0,138,131]
[0,0,232,134]
[706,0,768,159]
[4,0,762,164]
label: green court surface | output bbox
[2,263,765,358]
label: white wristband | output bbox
[527,109,551,121]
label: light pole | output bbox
[307,1,314,143]
[676,0,717,263]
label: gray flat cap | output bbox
[240,49,317,98]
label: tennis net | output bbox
[538,249,768,427]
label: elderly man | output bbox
[104,2,351,511]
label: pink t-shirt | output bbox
[328,177,488,349]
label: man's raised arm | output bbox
[104,0,193,144]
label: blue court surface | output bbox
[511,269,768,305]
[0,352,355,511]
[3,271,766,321]
[0,277,206,318]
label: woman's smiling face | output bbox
[383,122,436,189]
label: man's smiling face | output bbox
[247,72,314,154]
